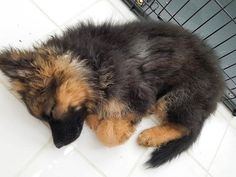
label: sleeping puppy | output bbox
[0,48,90,148]
[0,20,225,167]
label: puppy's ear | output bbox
[0,49,35,80]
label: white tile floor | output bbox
[0,0,235,177]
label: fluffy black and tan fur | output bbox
[0,21,225,167]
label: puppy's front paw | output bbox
[96,118,135,147]
[138,124,188,147]
[138,128,158,147]
[86,114,100,130]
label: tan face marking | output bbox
[11,80,26,93]
[9,49,34,61]
[53,78,92,119]
[6,48,94,120]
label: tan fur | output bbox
[137,123,189,147]
[36,50,95,119]
[99,98,129,119]
[86,114,101,130]
[96,117,135,147]
[29,99,45,118]
[54,78,93,119]
[10,50,34,61]
[9,48,95,119]
[11,80,26,92]
[86,113,137,146]
[149,97,168,121]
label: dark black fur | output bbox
[0,20,225,167]
[46,21,225,167]
[48,106,87,148]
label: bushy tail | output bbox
[147,126,202,167]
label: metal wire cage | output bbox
[122,0,236,116]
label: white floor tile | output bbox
[209,125,236,177]
[0,0,58,49]
[0,71,10,88]
[32,0,98,26]
[62,0,127,28]
[74,118,156,177]
[19,143,104,177]
[188,113,229,169]
[206,175,213,177]
[0,84,50,177]
[108,0,138,21]
[130,150,207,177]
[215,103,233,122]
[0,1,235,177]
[230,115,236,128]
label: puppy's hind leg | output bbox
[138,123,189,147]
[138,98,189,147]
[138,91,204,167]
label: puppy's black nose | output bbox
[49,118,84,148]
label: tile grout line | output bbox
[16,138,52,177]
[73,146,107,177]
[186,112,231,177]
[126,149,150,177]
[204,172,214,177]
[206,121,230,174]
[28,0,62,29]
[186,152,213,177]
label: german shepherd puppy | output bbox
[0,21,225,167]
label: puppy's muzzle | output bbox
[48,107,87,148]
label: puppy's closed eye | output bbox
[44,99,56,118]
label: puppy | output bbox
[0,20,225,167]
